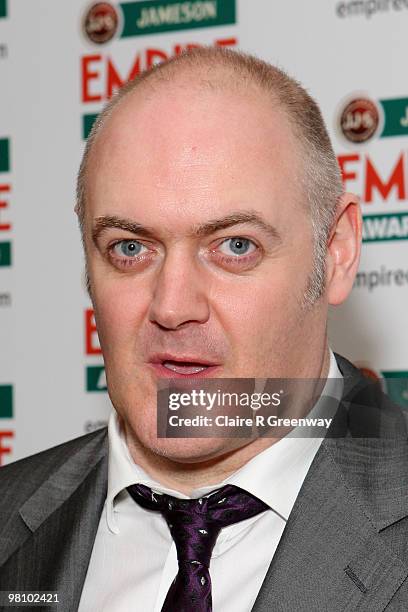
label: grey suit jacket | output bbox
[1,354,408,612]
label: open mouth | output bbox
[148,355,220,378]
[162,361,209,375]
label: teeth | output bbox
[163,361,208,374]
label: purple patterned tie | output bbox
[127,483,269,612]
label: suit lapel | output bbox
[252,357,408,612]
[0,429,108,611]
[252,438,408,611]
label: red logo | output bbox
[339,97,380,143]
[355,363,387,393]
[83,2,119,44]
[358,366,381,382]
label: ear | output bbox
[74,203,79,215]
[326,192,362,306]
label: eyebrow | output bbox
[92,211,282,244]
[193,211,281,241]
[92,216,157,244]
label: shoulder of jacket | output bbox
[0,427,108,501]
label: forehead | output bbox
[86,80,305,228]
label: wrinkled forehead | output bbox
[85,75,306,228]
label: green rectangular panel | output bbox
[0,385,13,418]
[82,113,98,140]
[380,98,408,138]
[0,242,11,266]
[0,0,7,19]
[86,365,107,392]
[120,0,236,38]
[362,213,408,243]
[382,372,408,409]
[0,139,9,173]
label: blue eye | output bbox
[218,237,255,256]
[113,240,146,257]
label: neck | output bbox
[123,346,332,495]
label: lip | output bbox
[148,353,221,378]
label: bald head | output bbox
[77,47,343,301]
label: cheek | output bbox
[214,269,305,333]
[210,265,311,374]
[92,278,150,353]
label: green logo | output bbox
[120,0,236,37]
[0,139,10,173]
[380,97,408,138]
[363,212,408,242]
[0,242,11,267]
[83,113,98,140]
[0,0,7,19]
[86,365,107,392]
[0,385,13,418]
[338,95,408,143]
[382,371,408,408]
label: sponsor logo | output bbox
[363,212,408,242]
[382,97,408,137]
[83,0,236,44]
[0,430,13,465]
[121,0,236,37]
[356,364,408,408]
[0,384,13,418]
[336,0,408,19]
[337,95,408,145]
[0,384,14,465]
[84,309,106,393]
[0,292,11,307]
[0,242,11,266]
[82,113,99,140]
[80,38,237,104]
[83,2,120,44]
[382,371,408,407]
[337,151,408,204]
[0,0,6,19]
[79,2,238,135]
[0,183,11,232]
[339,97,381,144]
[354,266,408,291]
[0,138,12,267]
[85,308,101,355]
[0,138,9,173]
[86,365,107,391]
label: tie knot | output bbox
[127,483,269,568]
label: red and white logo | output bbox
[83,2,119,44]
[339,96,382,144]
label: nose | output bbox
[148,248,210,330]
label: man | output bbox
[1,47,407,611]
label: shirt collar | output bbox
[106,349,343,533]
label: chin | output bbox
[143,435,239,464]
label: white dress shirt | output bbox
[79,350,343,612]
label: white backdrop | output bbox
[0,0,407,464]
